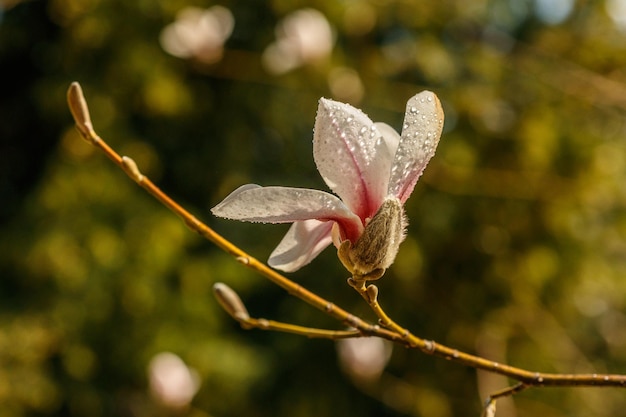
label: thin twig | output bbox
[488,382,528,401]
[67,82,403,344]
[348,279,416,344]
[350,276,626,388]
[242,318,363,339]
[213,282,364,339]
[67,82,626,396]
[481,383,527,417]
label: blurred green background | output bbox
[3,0,626,416]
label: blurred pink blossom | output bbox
[160,6,234,64]
[336,337,393,383]
[262,9,334,74]
[148,352,200,409]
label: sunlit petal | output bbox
[387,91,444,203]
[211,185,363,239]
[313,99,395,219]
[374,122,401,155]
[268,220,334,272]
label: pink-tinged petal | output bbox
[211,185,363,241]
[387,91,444,203]
[313,98,396,220]
[268,220,334,272]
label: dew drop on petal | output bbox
[314,97,396,216]
[387,90,444,201]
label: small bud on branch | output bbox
[213,282,250,321]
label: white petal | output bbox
[374,122,400,155]
[211,185,363,238]
[313,98,396,220]
[387,91,444,203]
[212,184,262,209]
[268,220,334,272]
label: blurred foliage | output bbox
[2,0,626,416]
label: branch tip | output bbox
[213,282,250,321]
[67,82,94,137]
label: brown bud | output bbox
[66,82,94,137]
[346,197,406,280]
[213,282,250,321]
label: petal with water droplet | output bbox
[211,185,363,240]
[387,91,444,202]
[314,99,396,220]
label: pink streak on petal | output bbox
[314,99,395,220]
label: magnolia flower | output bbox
[212,91,444,279]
